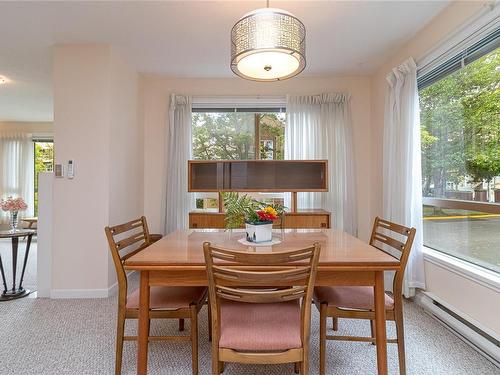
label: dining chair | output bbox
[313,217,416,375]
[203,242,321,375]
[105,216,207,375]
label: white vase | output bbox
[245,222,273,243]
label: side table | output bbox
[0,229,36,301]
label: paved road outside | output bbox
[423,216,500,273]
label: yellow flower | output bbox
[264,206,278,217]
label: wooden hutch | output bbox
[188,160,331,229]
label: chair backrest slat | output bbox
[212,266,312,285]
[372,231,406,252]
[115,233,147,250]
[376,218,412,236]
[109,218,144,236]
[209,245,315,265]
[369,216,416,301]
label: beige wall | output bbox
[369,1,499,335]
[53,45,111,292]
[107,51,142,286]
[52,45,141,293]
[140,75,374,239]
[0,121,52,133]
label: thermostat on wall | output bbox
[67,160,74,179]
[54,164,64,178]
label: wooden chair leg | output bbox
[190,305,198,375]
[115,310,126,375]
[370,319,376,345]
[218,361,224,374]
[294,362,300,374]
[179,318,185,332]
[211,339,219,375]
[395,309,407,375]
[301,359,308,375]
[331,317,338,331]
[207,302,212,342]
[319,304,327,375]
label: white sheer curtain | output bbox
[383,57,425,297]
[163,94,194,234]
[285,93,357,235]
[0,133,34,223]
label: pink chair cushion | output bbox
[314,286,394,311]
[126,286,207,309]
[219,300,302,351]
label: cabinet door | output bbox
[189,214,225,229]
[284,215,330,229]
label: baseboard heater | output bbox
[416,292,500,367]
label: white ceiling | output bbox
[0,0,450,122]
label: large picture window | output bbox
[192,108,286,209]
[419,35,499,273]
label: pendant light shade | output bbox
[231,7,306,81]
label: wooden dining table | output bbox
[124,229,400,375]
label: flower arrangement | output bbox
[222,192,285,229]
[1,196,28,212]
[256,206,279,223]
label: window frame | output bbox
[417,22,500,274]
[423,246,500,293]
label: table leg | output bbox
[0,254,7,294]
[374,271,388,374]
[18,234,33,289]
[11,237,19,291]
[137,271,150,375]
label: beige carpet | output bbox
[0,294,497,375]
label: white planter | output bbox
[245,222,273,243]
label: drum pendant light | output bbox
[230,1,306,81]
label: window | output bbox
[34,140,54,216]
[418,32,499,273]
[192,108,286,209]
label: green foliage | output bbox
[221,192,259,229]
[192,113,256,160]
[420,48,500,195]
[192,112,285,160]
[259,113,285,160]
[34,142,54,215]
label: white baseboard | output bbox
[416,291,500,366]
[48,271,131,299]
[50,288,110,299]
